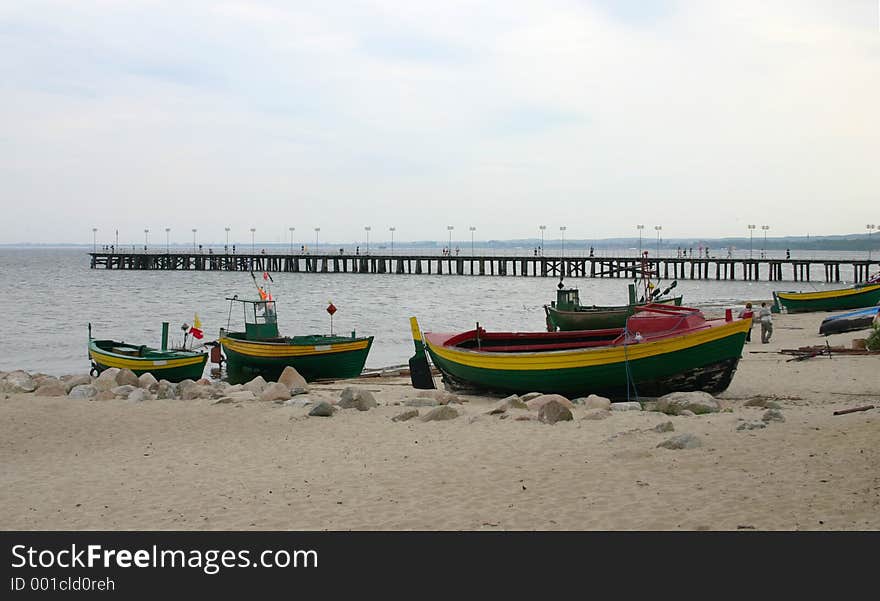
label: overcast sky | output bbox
[1,1,878,245]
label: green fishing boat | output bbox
[773,280,880,314]
[414,305,750,399]
[218,296,373,384]
[544,281,682,332]
[88,322,208,382]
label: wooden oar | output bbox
[408,317,436,389]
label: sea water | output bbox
[0,246,870,376]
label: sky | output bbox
[1,0,878,245]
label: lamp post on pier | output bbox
[364,226,371,255]
[539,225,546,256]
[92,228,97,253]
[867,224,876,261]
[289,227,295,254]
[748,224,756,259]
[560,226,567,257]
[250,228,256,254]
[469,226,476,255]
[224,227,230,253]
[389,227,396,255]
[165,227,170,253]
[654,225,662,258]
[314,227,320,252]
[636,224,644,257]
[761,225,769,258]
[192,228,197,253]
[144,228,149,252]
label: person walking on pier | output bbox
[759,302,773,343]
[786,248,791,259]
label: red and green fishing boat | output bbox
[544,281,682,331]
[88,322,208,382]
[413,304,750,399]
[773,277,880,314]
[218,296,373,384]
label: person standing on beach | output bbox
[759,302,773,343]
[739,302,754,342]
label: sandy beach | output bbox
[1,310,878,531]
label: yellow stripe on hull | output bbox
[219,336,371,358]
[89,349,205,371]
[425,318,751,371]
[775,284,880,301]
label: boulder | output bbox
[308,401,335,417]
[538,400,573,424]
[392,409,420,422]
[678,410,695,417]
[278,366,308,391]
[137,373,159,390]
[526,394,574,411]
[115,368,139,387]
[63,374,92,393]
[610,401,642,412]
[339,387,378,411]
[94,368,120,391]
[581,394,612,410]
[260,382,292,402]
[404,397,439,407]
[283,397,314,408]
[155,380,177,399]
[243,376,268,394]
[2,371,36,393]
[762,409,785,423]
[178,381,211,400]
[127,389,150,402]
[35,382,67,397]
[94,390,116,401]
[421,405,459,422]
[582,408,611,421]
[652,421,675,433]
[657,433,702,450]
[655,391,720,416]
[68,384,98,399]
[736,422,767,431]
[486,395,529,415]
[196,378,212,386]
[415,389,461,405]
[110,385,136,398]
[520,392,544,402]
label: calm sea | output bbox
[0,247,871,376]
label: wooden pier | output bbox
[89,252,879,283]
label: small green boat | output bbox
[218,296,373,384]
[414,304,750,399]
[773,281,880,314]
[544,281,682,331]
[88,322,208,382]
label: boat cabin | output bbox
[226,297,279,339]
[551,288,581,311]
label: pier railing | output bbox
[88,252,879,283]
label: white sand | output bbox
[1,311,878,530]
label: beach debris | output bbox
[115,368,139,388]
[832,405,875,416]
[339,386,378,410]
[308,401,335,417]
[62,374,92,393]
[67,384,98,400]
[127,389,150,403]
[515,415,534,421]
[736,422,767,431]
[538,400,573,424]
[652,421,675,433]
[610,401,642,412]
[582,408,611,421]
[137,372,158,391]
[155,380,177,400]
[744,398,770,407]
[404,397,439,407]
[520,392,544,402]
[260,382,292,402]
[242,376,268,394]
[278,366,308,391]
[392,409,420,422]
[94,368,120,391]
[421,405,459,422]
[657,433,702,450]
[762,409,785,423]
[526,394,574,411]
[578,394,611,410]
[1,371,36,394]
[655,391,720,415]
[35,381,67,397]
